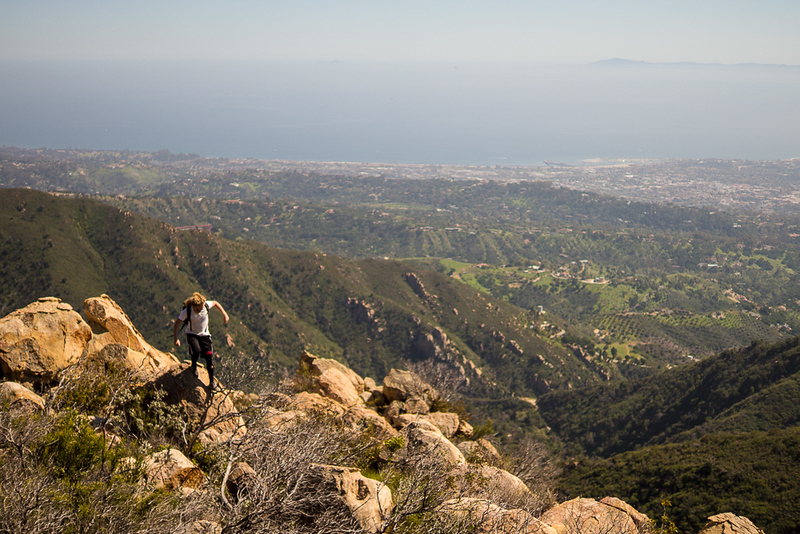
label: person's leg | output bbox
[205,352,214,388]
[198,336,214,387]
[187,335,201,377]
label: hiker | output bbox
[173,292,229,388]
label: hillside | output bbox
[537,336,800,533]
[558,426,800,534]
[5,148,800,369]
[0,187,604,440]
[538,336,800,457]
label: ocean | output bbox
[1,60,799,165]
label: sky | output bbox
[2,0,800,65]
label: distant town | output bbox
[3,146,800,216]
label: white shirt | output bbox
[178,300,216,336]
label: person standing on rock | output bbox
[173,292,229,388]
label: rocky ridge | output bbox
[0,296,764,533]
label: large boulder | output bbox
[296,351,365,396]
[394,421,465,468]
[292,464,393,533]
[343,404,399,439]
[316,367,362,407]
[541,497,648,534]
[82,342,166,381]
[599,497,651,532]
[391,412,460,438]
[382,369,439,407]
[699,513,765,534]
[83,295,179,376]
[141,448,205,494]
[289,391,347,419]
[0,297,92,384]
[458,438,502,464]
[151,364,246,444]
[478,466,533,507]
[226,461,257,502]
[0,381,45,412]
[439,498,557,534]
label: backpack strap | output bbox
[179,305,192,334]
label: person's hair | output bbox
[184,292,206,308]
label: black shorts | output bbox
[187,334,213,364]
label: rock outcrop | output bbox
[541,497,649,534]
[141,448,206,494]
[83,295,180,378]
[292,464,393,533]
[394,420,466,467]
[699,513,765,534]
[440,498,557,534]
[0,297,92,384]
[296,350,365,406]
[153,363,246,445]
[0,381,45,412]
[382,368,439,406]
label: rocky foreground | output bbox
[0,296,764,534]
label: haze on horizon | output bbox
[3,0,799,65]
[2,1,799,165]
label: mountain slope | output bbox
[557,426,800,534]
[0,188,604,434]
[538,336,800,457]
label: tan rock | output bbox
[344,404,398,439]
[292,464,393,533]
[316,367,362,406]
[226,461,257,501]
[382,368,438,406]
[391,412,460,438]
[458,419,474,438]
[83,331,118,357]
[384,400,405,421]
[290,391,346,418]
[395,421,465,468]
[0,297,92,384]
[230,390,260,410]
[541,497,647,534]
[600,497,651,532]
[458,438,502,464]
[83,295,179,376]
[151,364,246,444]
[297,350,365,393]
[364,376,378,391]
[424,412,460,438]
[142,448,205,493]
[0,381,45,412]
[405,397,431,414]
[440,498,557,534]
[82,342,159,380]
[699,513,765,534]
[478,466,532,506]
[261,407,308,431]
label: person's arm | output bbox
[213,301,230,325]
[173,318,183,346]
